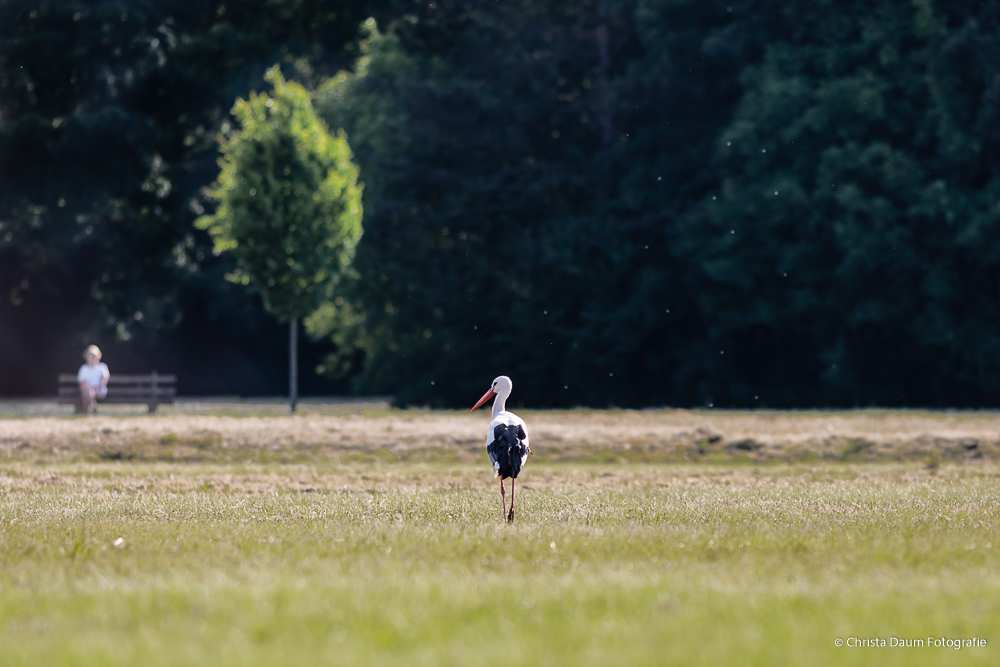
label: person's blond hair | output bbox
[83,345,102,361]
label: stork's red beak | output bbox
[471,387,497,412]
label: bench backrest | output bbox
[58,373,177,401]
[58,373,178,385]
[58,372,177,411]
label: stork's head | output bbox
[471,375,512,411]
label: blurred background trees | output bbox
[2,0,999,408]
[0,0,388,395]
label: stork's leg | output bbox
[500,478,507,521]
[507,477,515,523]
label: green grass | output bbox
[1,460,999,665]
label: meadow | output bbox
[1,406,999,665]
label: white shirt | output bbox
[78,362,110,388]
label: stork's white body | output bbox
[486,410,530,477]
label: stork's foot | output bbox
[506,507,514,523]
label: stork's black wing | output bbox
[487,423,529,479]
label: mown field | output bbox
[1,407,999,666]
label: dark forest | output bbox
[2,0,999,408]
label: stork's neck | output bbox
[492,387,510,419]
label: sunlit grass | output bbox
[1,459,999,665]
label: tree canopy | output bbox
[198,66,362,322]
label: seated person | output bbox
[78,345,110,414]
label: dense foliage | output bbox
[688,0,1000,407]
[0,0,387,394]
[3,0,999,406]
[316,0,1000,408]
[198,66,362,322]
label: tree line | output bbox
[2,0,999,408]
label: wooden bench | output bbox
[58,372,177,413]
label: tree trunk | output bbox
[289,317,298,413]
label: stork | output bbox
[471,375,531,523]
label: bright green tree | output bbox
[198,66,363,411]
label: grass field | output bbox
[2,407,999,665]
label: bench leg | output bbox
[148,402,158,413]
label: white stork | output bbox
[471,375,531,523]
